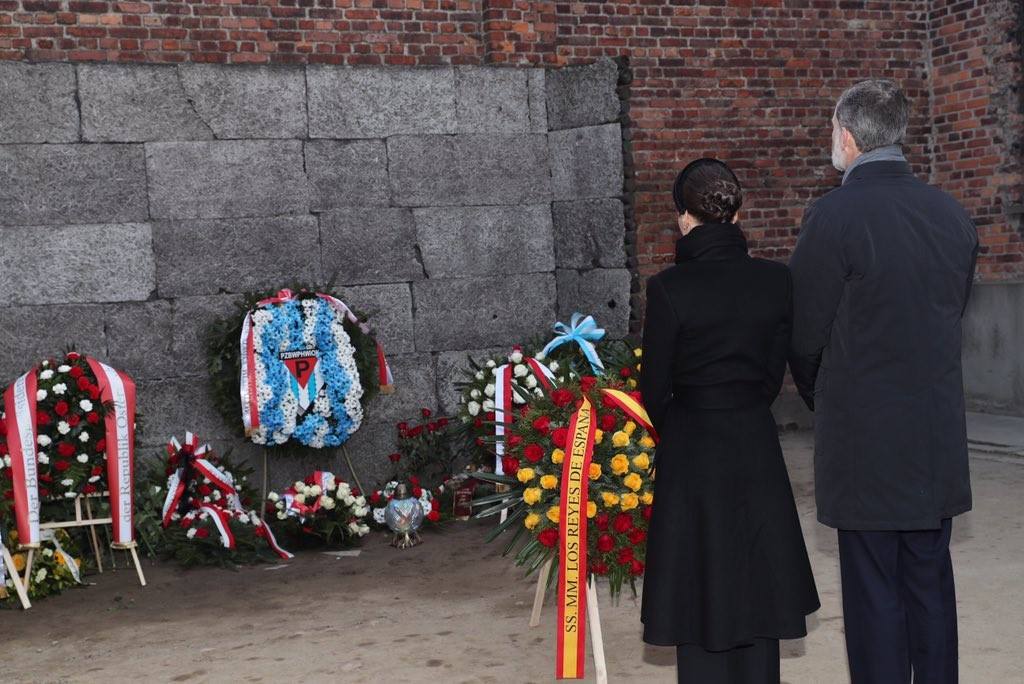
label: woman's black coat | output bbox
[639,223,818,649]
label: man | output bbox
[789,79,979,684]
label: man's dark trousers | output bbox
[838,519,957,683]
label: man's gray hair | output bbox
[835,80,910,152]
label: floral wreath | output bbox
[266,471,370,546]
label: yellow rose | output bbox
[628,379,637,388]
[516,467,536,483]
[612,430,630,447]
[636,363,641,372]
[640,491,654,505]
[56,554,66,566]
[524,513,541,530]
[594,429,604,444]
[632,453,650,470]
[601,491,620,508]
[639,436,656,449]
[551,448,565,465]
[540,474,559,490]
[12,553,25,572]
[523,487,542,505]
[547,506,560,523]
[624,420,637,435]
[620,493,639,510]
[611,454,629,476]
[623,472,643,492]
[588,463,602,480]
[634,348,642,358]
[587,501,597,518]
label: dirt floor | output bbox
[1,432,1022,683]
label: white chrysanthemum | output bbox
[35,568,47,582]
[470,389,481,399]
[57,365,71,373]
[276,511,288,520]
[309,484,322,497]
[64,492,76,498]
[294,493,306,504]
[482,399,494,412]
[39,369,54,380]
[60,478,73,486]
[535,351,546,361]
[52,383,67,395]
[513,364,528,378]
[268,492,280,502]
[186,528,197,539]
[467,401,481,417]
[484,384,495,398]
[320,496,335,510]
[525,375,538,389]
[347,521,361,535]
[88,475,100,483]
[78,431,90,443]
[76,454,88,463]
[37,389,48,402]
[293,481,305,491]
[37,434,51,447]
[79,399,93,412]
[533,388,544,397]
[33,454,45,465]
[510,350,524,364]
[57,422,70,435]
[43,548,54,558]
[474,371,485,380]
[355,495,366,507]
[549,361,559,372]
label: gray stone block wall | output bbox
[0,59,630,484]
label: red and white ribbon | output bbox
[255,520,294,559]
[4,370,40,547]
[86,358,137,545]
[494,350,556,475]
[240,313,260,435]
[199,505,236,549]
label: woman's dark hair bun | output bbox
[672,158,743,224]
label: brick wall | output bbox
[2,0,1021,284]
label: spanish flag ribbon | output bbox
[556,396,596,679]
[599,388,658,443]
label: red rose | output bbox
[595,512,609,531]
[196,528,210,539]
[86,411,100,425]
[431,498,440,512]
[641,505,653,521]
[54,401,70,417]
[54,460,71,472]
[475,437,485,447]
[485,411,496,422]
[66,352,80,361]
[523,443,544,464]
[77,376,90,391]
[580,376,597,393]
[629,391,642,402]
[628,528,647,545]
[369,492,383,505]
[532,415,551,435]
[91,466,104,476]
[95,438,106,453]
[427,510,440,522]
[412,486,423,498]
[57,442,75,457]
[601,393,618,409]
[551,427,568,449]
[409,475,420,486]
[388,452,401,463]
[630,559,645,576]
[410,426,423,437]
[613,513,633,534]
[427,422,438,432]
[599,413,617,432]
[474,417,483,428]
[438,417,449,428]
[501,457,520,477]
[88,387,101,401]
[551,389,574,407]
[591,561,609,576]
[597,533,615,553]
[619,367,632,378]
[198,484,213,496]
[537,528,559,548]
[421,407,432,418]
[39,487,50,497]
[35,411,51,426]
[507,434,523,448]
[39,473,53,483]
[68,414,81,427]
[69,366,84,378]
[617,546,634,565]
[351,487,360,497]
[83,484,97,494]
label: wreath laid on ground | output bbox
[265,471,371,548]
[1,527,82,604]
[474,375,656,596]
[206,285,388,448]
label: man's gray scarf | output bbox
[842,144,906,184]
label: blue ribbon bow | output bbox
[541,313,606,375]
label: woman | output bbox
[640,158,820,683]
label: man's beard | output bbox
[831,139,847,172]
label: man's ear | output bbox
[842,127,860,156]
